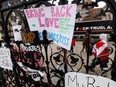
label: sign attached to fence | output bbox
[0,48,13,70]
[21,31,40,45]
[24,4,77,50]
[13,25,22,41]
[17,62,45,81]
[65,72,116,87]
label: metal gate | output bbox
[0,0,116,87]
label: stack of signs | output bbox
[24,4,77,50]
[0,48,13,70]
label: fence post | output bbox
[42,30,52,86]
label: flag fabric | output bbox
[92,39,109,61]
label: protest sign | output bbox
[65,72,116,87]
[0,48,13,70]
[13,25,22,41]
[24,4,77,50]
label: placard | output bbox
[24,4,77,50]
[65,72,116,87]
[0,48,13,70]
[13,25,22,41]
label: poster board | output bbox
[13,25,22,41]
[24,4,77,50]
[0,48,13,70]
[65,72,116,87]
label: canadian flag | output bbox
[92,39,109,61]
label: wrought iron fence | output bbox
[0,0,116,87]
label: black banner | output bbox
[21,31,40,45]
[74,20,114,34]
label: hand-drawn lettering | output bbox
[48,32,70,46]
[86,76,95,87]
[68,75,79,86]
[38,18,59,28]
[51,5,72,17]
[25,8,45,18]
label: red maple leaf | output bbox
[79,27,83,31]
[95,41,105,49]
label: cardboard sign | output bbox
[65,72,116,87]
[24,4,77,50]
[0,48,13,70]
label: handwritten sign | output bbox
[0,48,13,70]
[65,72,116,87]
[13,25,22,41]
[24,4,77,50]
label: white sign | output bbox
[65,72,116,87]
[17,62,45,81]
[13,25,22,41]
[24,4,77,50]
[0,48,13,70]
[24,45,40,51]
